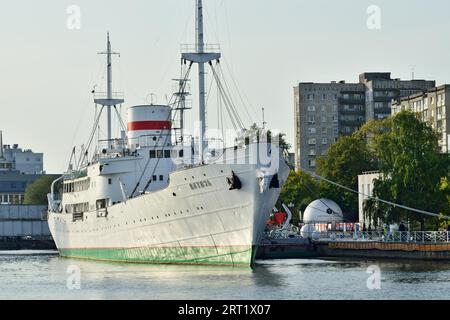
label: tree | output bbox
[367,111,450,230]
[23,175,61,205]
[316,135,377,220]
[277,170,320,223]
[242,123,291,150]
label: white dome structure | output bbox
[303,199,344,223]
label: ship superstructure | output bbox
[47,0,289,267]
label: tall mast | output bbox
[106,33,113,141]
[182,0,220,163]
[94,33,124,144]
[196,0,206,160]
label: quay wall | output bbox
[315,241,450,261]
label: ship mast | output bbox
[182,0,221,163]
[94,33,124,144]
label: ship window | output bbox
[157,150,163,158]
[152,175,157,181]
[108,178,112,185]
[164,150,171,158]
[149,150,156,158]
[179,150,184,158]
[159,175,163,181]
[171,150,177,158]
[96,199,107,209]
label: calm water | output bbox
[0,250,449,300]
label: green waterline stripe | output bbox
[59,245,253,267]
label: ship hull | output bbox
[58,245,253,266]
[49,151,290,267]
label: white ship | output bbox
[47,0,290,267]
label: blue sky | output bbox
[1,0,450,173]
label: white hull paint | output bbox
[49,148,290,267]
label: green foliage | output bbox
[277,170,320,222]
[23,175,61,205]
[316,135,377,219]
[365,111,450,229]
[243,123,291,150]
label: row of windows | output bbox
[340,116,365,122]
[342,104,364,111]
[0,181,27,189]
[65,202,89,214]
[307,115,338,124]
[309,127,327,134]
[374,91,396,98]
[152,175,165,182]
[63,178,91,193]
[307,127,338,135]
[305,93,338,101]
[307,138,328,146]
[374,102,388,109]
[0,163,13,169]
[308,149,327,157]
[149,149,184,159]
[342,93,364,100]
[0,194,24,204]
[307,105,338,112]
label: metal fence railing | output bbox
[313,231,450,243]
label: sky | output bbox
[1,0,450,173]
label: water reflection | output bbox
[0,252,449,299]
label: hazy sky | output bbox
[1,0,450,173]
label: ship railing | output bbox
[181,43,221,53]
[63,169,88,180]
[96,138,128,154]
[313,231,450,243]
[93,92,125,100]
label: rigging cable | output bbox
[303,170,450,220]
[130,62,193,197]
[208,61,243,130]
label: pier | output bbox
[257,229,450,261]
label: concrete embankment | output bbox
[0,237,56,250]
[314,241,450,261]
[256,238,319,259]
[257,238,450,261]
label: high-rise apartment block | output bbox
[294,73,435,172]
[392,85,450,153]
